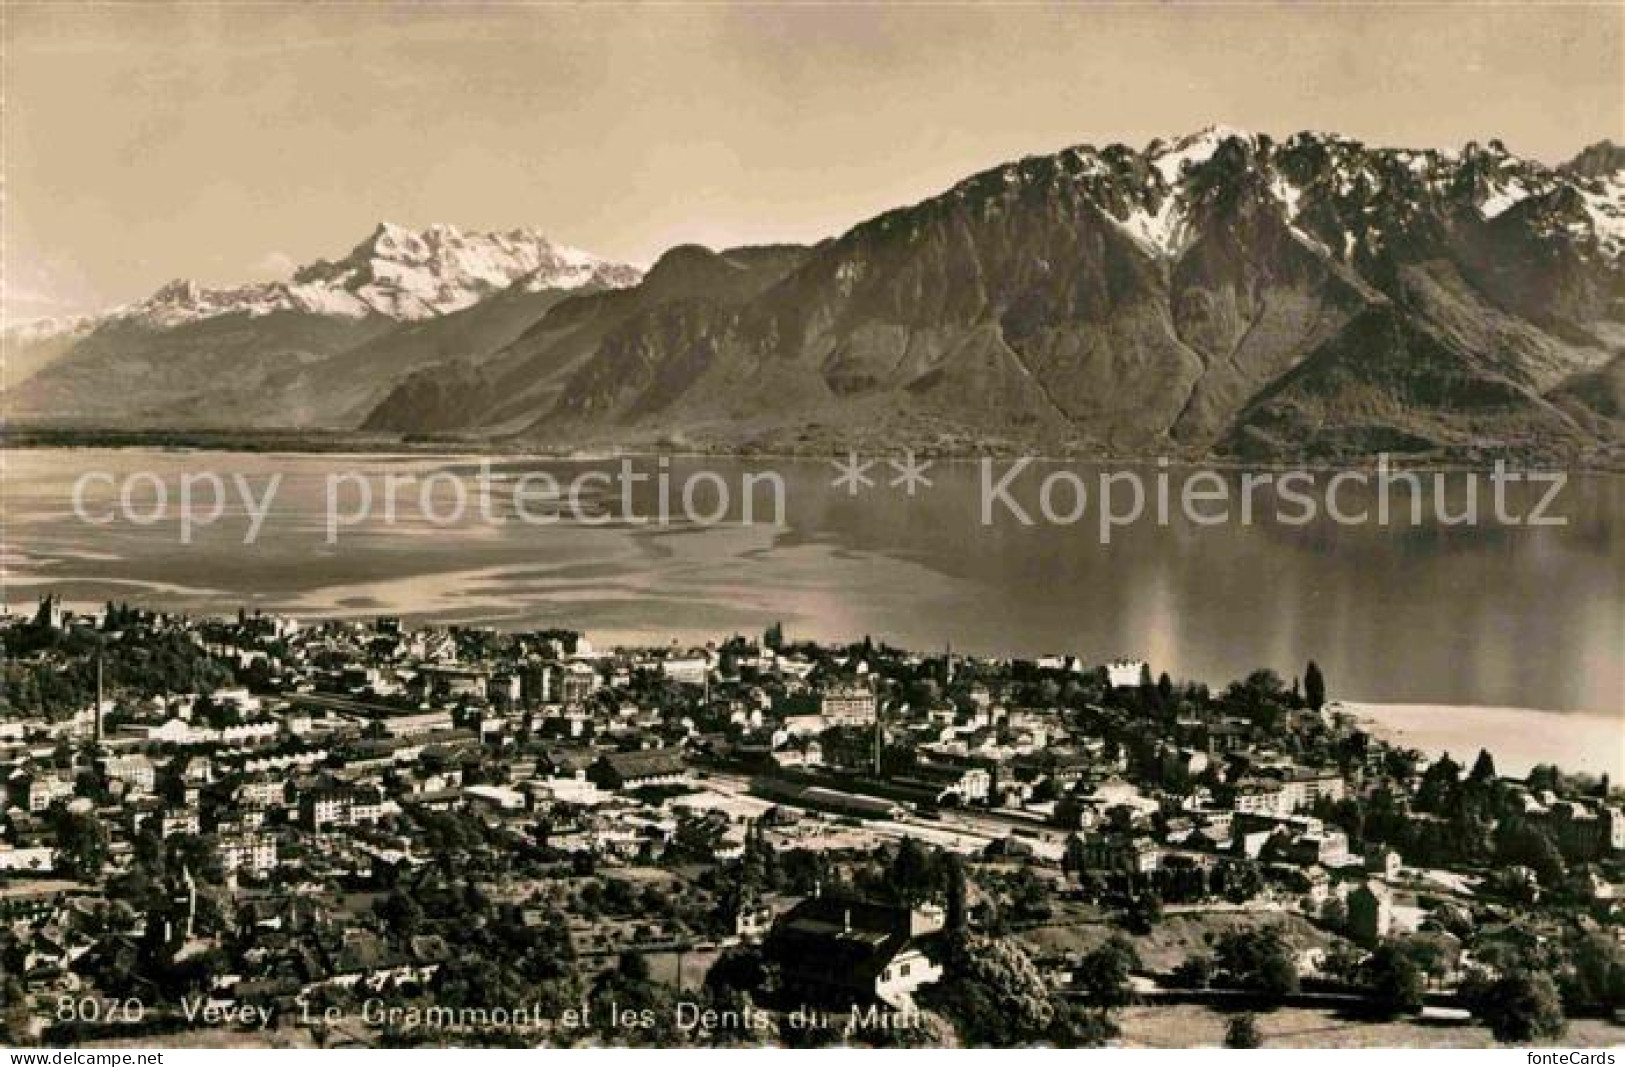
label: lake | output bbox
[2,450,1621,745]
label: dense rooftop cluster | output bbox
[0,594,1619,1046]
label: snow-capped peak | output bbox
[1147,125,1253,185]
[1097,128,1255,258]
[1576,173,1625,259]
[1,313,98,344]
[9,224,643,337]
[1042,129,1620,266]
[288,222,643,320]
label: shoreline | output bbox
[1342,700,1625,780]
[3,427,1622,473]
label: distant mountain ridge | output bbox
[8,130,1624,463]
[3,223,642,426]
[14,222,639,335]
[364,128,1625,462]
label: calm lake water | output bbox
[3,450,1621,734]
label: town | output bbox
[0,594,1620,1048]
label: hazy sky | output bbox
[5,2,1622,320]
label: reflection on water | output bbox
[2,449,1621,717]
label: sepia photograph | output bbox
[0,0,1621,1055]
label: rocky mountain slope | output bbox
[10,132,1624,462]
[3,224,640,427]
[362,130,1624,461]
[362,243,811,436]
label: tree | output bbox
[1365,943,1425,1017]
[1,977,32,1046]
[667,812,725,864]
[616,950,652,983]
[1074,936,1139,1009]
[1493,820,1567,887]
[1215,928,1299,998]
[1396,932,1461,983]
[1225,1013,1262,1048]
[1255,946,1300,999]
[1062,832,1088,872]
[1319,942,1366,984]
[887,838,939,906]
[375,889,425,937]
[1031,678,1062,709]
[705,944,776,1000]
[922,933,1106,1046]
[1121,891,1163,935]
[165,833,225,886]
[1304,661,1326,711]
[1560,933,1625,1016]
[1469,969,1566,1044]
[1469,748,1497,784]
[737,821,779,896]
[50,808,109,881]
[945,855,969,936]
[1226,669,1286,715]
[1526,764,1562,794]
[1169,954,1214,989]
[1219,859,1265,903]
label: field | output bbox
[642,947,723,992]
[1115,1004,1625,1049]
[1015,905,1345,971]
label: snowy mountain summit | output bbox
[9,130,1625,464]
[286,222,643,320]
[36,223,642,334]
[936,126,1625,265]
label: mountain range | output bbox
[8,129,1625,463]
[3,224,641,428]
